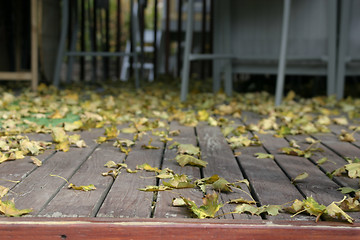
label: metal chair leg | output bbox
[66,0,79,84]
[53,0,69,87]
[326,0,337,96]
[180,0,194,102]
[275,0,291,106]
[336,0,351,100]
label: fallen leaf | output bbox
[181,192,223,219]
[0,199,32,217]
[68,183,96,192]
[175,155,208,168]
[254,153,274,159]
[291,172,309,183]
[227,198,256,205]
[172,197,187,207]
[138,185,172,192]
[136,163,161,173]
[0,186,9,198]
[31,156,42,166]
[177,143,200,156]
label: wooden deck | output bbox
[1,111,360,239]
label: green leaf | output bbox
[175,155,208,168]
[338,187,360,194]
[291,172,309,183]
[136,163,161,173]
[212,177,233,192]
[163,174,195,189]
[227,198,256,205]
[254,153,274,159]
[177,144,200,156]
[0,199,32,217]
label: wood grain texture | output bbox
[4,129,102,215]
[0,218,359,240]
[153,122,203,218]
[37,141,123,217]
[196,124,258,220]
[96,132,164,218]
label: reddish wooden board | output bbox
[0,218,359,240]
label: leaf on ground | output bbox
[339,195,360,212]
[175,154,208,168]
[172,197,187,207]
[63,120,83,131]
[289,139,300,149]
[338,187,360,194]
[326,202,354,223]
[138,185,172,192]
[212,177,233,192]
[55,141,70,152]
[68,183,96,192]
[163,174,194,189]
[235,204,282,216]
[0,199,32,217]
[333,163,360,179]
[177,143,200,156]
[113,138,135,148]
[333,117,349,126]
[51,127,68,143]
[142,138,160,149]
[169,130,180,136]
[136,163,161,173]
[291,172,309,183]
[31,156,42,166]
[0,186,9,198]
[305,137,318,144]
[254,153,274,159]
[227,198,256,205]
[181,192,223,219]
[339,130,356,142]
[316,157,328,166]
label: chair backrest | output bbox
[230,0,332,60]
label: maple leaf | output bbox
[0,199,32,217]
[163,174,195,189]
[332,162,360,179]
[177,143,200,156]
[212,177,233,192]
[175,154,208,168]
[182,192,223,219]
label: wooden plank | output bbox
[313,132,360,160]
[328,124,360,149]
[96,132,164,218]
[286,134,359,189]
[196,124,259,220]
[0,218,359,240]
[153,122,203,218]
[0,72,32,80]
[4,129,103,216]
[37,140,124,217]
[0,133,54,189]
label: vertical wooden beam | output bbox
[176,0,183,77]
[165,0,170,75]
[31,0,39,91]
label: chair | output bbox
[53,0,141,88]
[181,0,337,105]
[336,0,360,100]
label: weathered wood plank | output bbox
[328,124,360,149]
[286,134,359,189]
[4,129,103,216]
[196,124,258,220]
[37,140,123,217]
[96,132,164,218]
[153,122,203,218]
[0,134,54,189]
[0,218,359,240]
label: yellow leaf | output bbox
[31,156,42,166]
[291,172,309,183]
[175,155,208,168]
[68,183,96,192]
[0,199,32,217]
[51,127,68,143]
[333,117,348,126]
[0,186,9,198]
